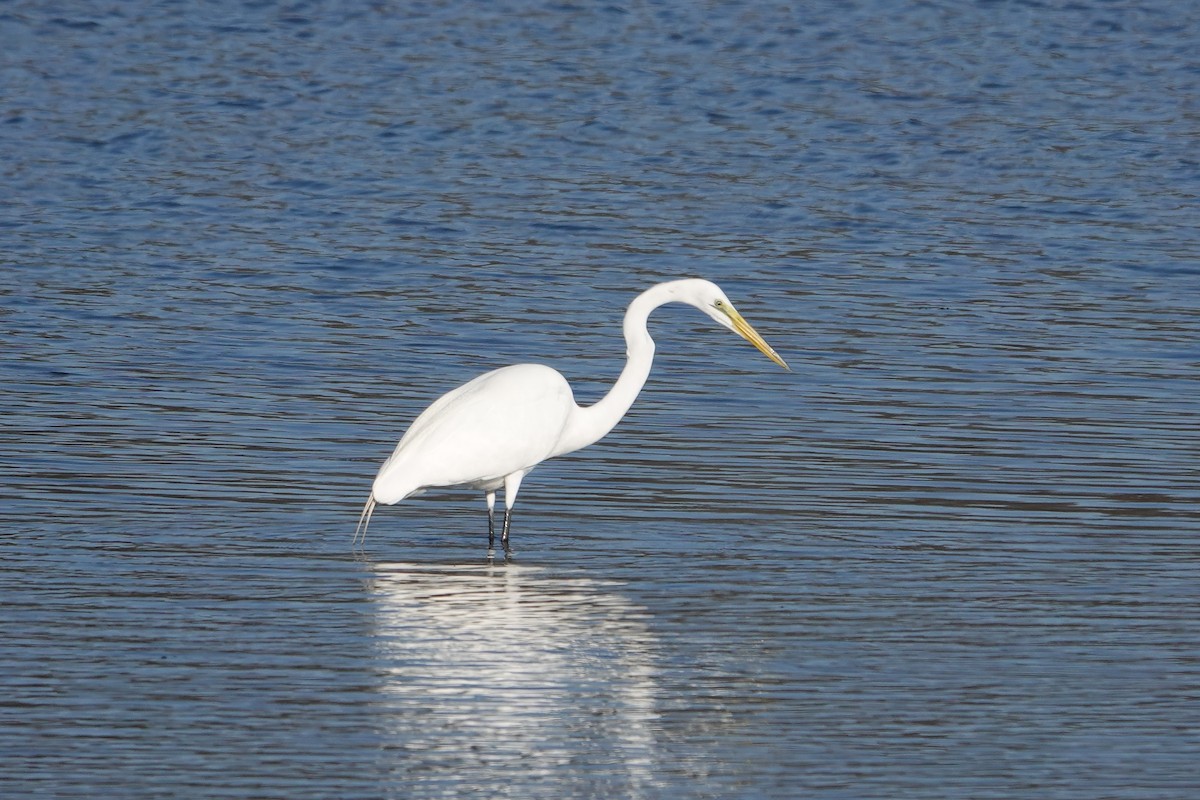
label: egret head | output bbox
[673,279,790,371]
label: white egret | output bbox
[354,278,789,549]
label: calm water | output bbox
[2,1,1199,797]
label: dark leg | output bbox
[486,491,497,549]
[501,508,513,549]
[500,471,525,553]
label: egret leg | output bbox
[501,471,527,548]
[486,490,497,548]
[501,509,513,550]
[354,494,376,546]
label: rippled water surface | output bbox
[3,1,1199,798]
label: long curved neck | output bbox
[553,285,674,457]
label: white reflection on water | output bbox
[366,561,661,797]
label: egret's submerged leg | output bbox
[501,471,527,548]
[354,494,376,546]
[485,490,497,548]
[501,508,513,549]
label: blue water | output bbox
[2,1,1198,798]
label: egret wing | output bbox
[373,364,574,500]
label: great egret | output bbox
[355,278,788,549]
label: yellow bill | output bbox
[724,306,790,371]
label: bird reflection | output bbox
[365,560,661,796]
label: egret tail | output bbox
[354,494,376,545]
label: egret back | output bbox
[371,364,576,504]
